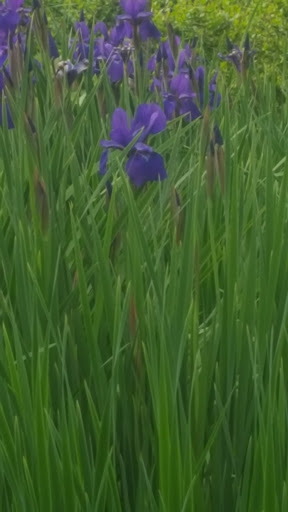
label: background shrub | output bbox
[157,0,288,78]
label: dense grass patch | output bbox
[0,1,288,511]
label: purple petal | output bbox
[157,40,176,72]
[110,21,132,45]
[134,142,153,152]
[120,0,148,18]
[230,53,242,72]
[48,31,59,58]
[139,20,161,40]
[102,41,113,59]
[150,77,162,93]
[94,21,108,40]
[147,54,156,71]
[170,73,192,96]
[110,108,132,146]
[183,43,192,60]
[210,92,221,109]
[209,74,221,109]
[99,150,109,175]
[209,71,218,89]
[131,103,166,139]
[0,11,19,34]
[107,53,124,82]
[179,98,202,121]
[5,0,24,8]
[75,21,90,40]
[177,50,188,72]
[126,151,167,187]
[164,97,176,120]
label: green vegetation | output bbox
[163,0,288,77]
[0,1,288,510]
[47,0,288,77]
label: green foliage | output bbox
[1,2,288,510]
[45,0,120,24]
[1,24,288,510]
[152,0,288,77]
[46,0,287,79]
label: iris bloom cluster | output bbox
[88,0,225,187]
[0,0,256,191]
[72,13,133,83]
[0,1,90,127]
[149,35,221,123]
[72,0,160,84]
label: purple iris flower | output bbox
[72,12,133,82]
[207,71,221,109]
[163,73,202,121]
[75,17,90,42]
[218,41,243,72]
[75,11,108,43]
[191,66,221,110]
[118,0,160,41]
[0,10,19,34]
[93,39,133,82]
[148,38,178,76]
[5,0,25,8]
[72,11,90,61]
[218,35,256,73]
[102,43,126,82]
[177,40,198,73]
[47,30,59,59]
[72,12,108,65]
[94,21,109,41]
[148,37,198,82]
[100,103,167,187]
[110,21,132,46]
[106,47,125,82]
[118,0,149,21]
